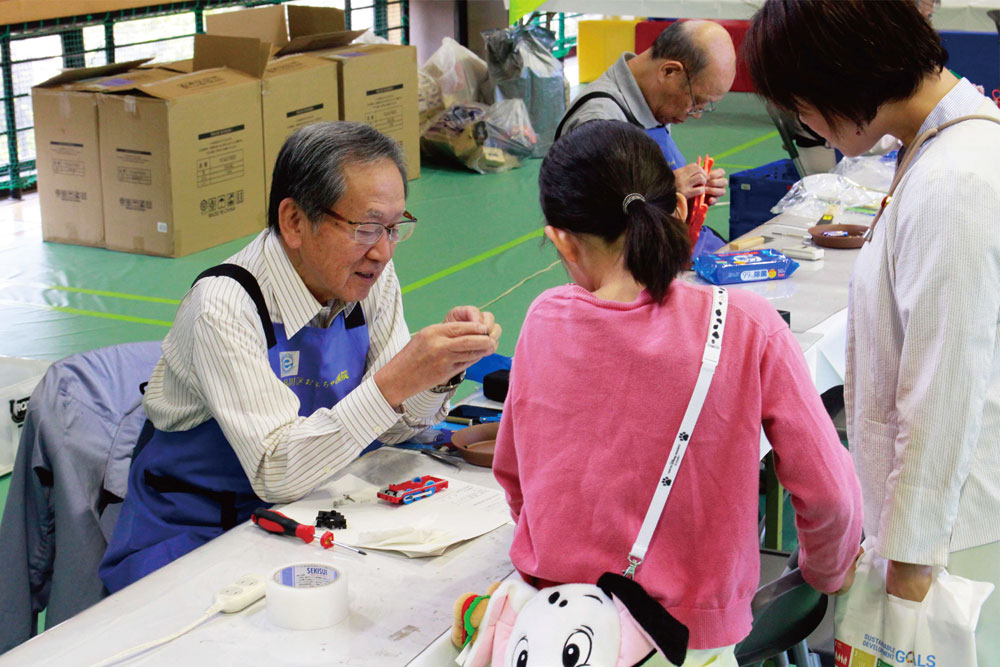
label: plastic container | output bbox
[729,158,800,240]
[0,357,52,476]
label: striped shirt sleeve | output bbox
[144,248,453,503]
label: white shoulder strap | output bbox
[624,286,728,579]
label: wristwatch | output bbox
[430,372,465,394]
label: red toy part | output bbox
[320,531,335,549]
[377,475,449,505]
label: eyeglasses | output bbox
[682,65,717,117]
[321,207,417,245]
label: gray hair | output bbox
[267,121,408,233]
[650,22,709,78]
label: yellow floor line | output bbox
[401,228,545,294]
[0,299,173,327]
[712,130,780,160]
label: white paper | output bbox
[279,474,513,557]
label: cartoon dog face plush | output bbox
[461,573,688,667]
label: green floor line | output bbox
[713,130,780,160]
[0,299,173,327]
[401,227,545,294]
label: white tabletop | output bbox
[1,448,514,667]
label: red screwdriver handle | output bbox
[251,507,315,544]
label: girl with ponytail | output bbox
[493,120,862,664]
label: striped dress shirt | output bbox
[142,229,453,503]
[846,79,1000,565]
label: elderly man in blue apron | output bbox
[100,122,502,592]
[556,20,735,257]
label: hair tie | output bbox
[622,193,645,214]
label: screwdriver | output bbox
[251,507,366,555]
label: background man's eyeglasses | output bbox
[682,66,717,117]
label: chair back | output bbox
[734,552,828,665]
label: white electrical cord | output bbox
[89,574,267,667]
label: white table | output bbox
[2,213,862,666]
[532,0,1000,32]
[684,211,861,394]
[0,447,515,666]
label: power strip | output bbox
[214,574,267,613]
[91,573,267,666]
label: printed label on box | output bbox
[119,197,152,212]
[364,84,404,134]
[55,189,87,202]
[286,103,324,118]
[157,222,168,233]
[196,125,246,189]
[199,189,245,219]
[52,159,85,177]
[117,167,152,185]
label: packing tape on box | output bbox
[266,563,349,630]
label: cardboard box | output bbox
[99,52,267,257]
[261,55,341,195]
[31,59,174,247]
[324,44,421,180]
[207,5,419,181]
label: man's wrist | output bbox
[430,371,465,394]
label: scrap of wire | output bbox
[478,260,562,310]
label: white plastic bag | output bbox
[421,37,488,109]
[834,543,994,666]
[420,99,537,174]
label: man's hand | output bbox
[674,163,708,200]
[886,559,933,602]
[834,546,864,596]
[374,306,501,409]
[704,167,727,206]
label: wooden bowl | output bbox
[808,224,868,249]
[449,422,498,468]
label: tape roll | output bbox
[266,563,349,630]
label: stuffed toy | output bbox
[453,581,503,647]
[452,573,689,667]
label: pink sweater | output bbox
[493,281,863,649]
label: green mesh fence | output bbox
[527,12,581,59]
[0,0,409,196]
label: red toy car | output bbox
[377,476,449,505]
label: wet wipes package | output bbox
[693,248,800,285]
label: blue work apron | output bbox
[100,265,370,592]
[645,125,686,171]
[645,126,725,258]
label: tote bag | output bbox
[834,541,993,666]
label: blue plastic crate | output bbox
[728,158,799,240]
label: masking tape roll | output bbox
[266,563,348,630]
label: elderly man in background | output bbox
[556,20,735,205]
[100,122,501,591]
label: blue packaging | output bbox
[693,248,800,285]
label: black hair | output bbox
[538,120,690,303]
[267,121,407,234]
[650,21,708,77]
[744,0,948,127]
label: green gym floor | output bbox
[0,91,787,524]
